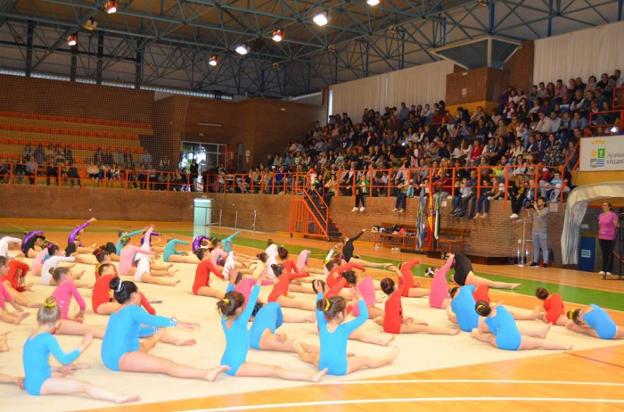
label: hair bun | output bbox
[43,296,57,309]
[566,310,575,320]
[109,276,121,291]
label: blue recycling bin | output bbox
[193,198,212,239]
[578,236,596,272]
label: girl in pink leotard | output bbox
[429,254,455,309]
[0,281,29,325]
[350,276,383,319]
[51,267,86,321]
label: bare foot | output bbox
[175,338,197,346]
[312,368,328,383]
[385,346,400,365]
[115,394,141,404]
[509,283,521,290]
[380,334,395,346]
[205,365,229,381]
[448,328,461,335]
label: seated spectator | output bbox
[451,177,474,218]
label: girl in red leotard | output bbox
[92,263,156,316]
[376,277,459,335]
[192,249,226,299]
[535,288,567,326]
[267,264,314,311]
[395,259,429,298]
[0,257,40,308]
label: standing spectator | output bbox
[598,202,619,277]
[509,175,526,219]
[529,197,550,267]
[25,156,37,185]
[352,173,368,213]
[34,144,44,165]
[190,159,199,192]
[23,144,33,160]
[63,145,73,165]
[392,177,409,213]
[141,148,152,169]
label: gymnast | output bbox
[295,287,398,376]
[376,277,458,335]
[217,272,326,382]
[119,231,178,286]
[0,257,41,308]
[101,278,224,380]
[192,248,226,298]
[447,285,538,333]
[566,305,624,339]
[138,226,174,272]
[93,262,154,315]
[471,300,572,351]
[30,245,50,277]
[49,268,105,339]
[535,287,566,326]
[312,279,393,346]
[23,297,139,403]
[295,249,325,276]
[0,279,29,325]
[40,244,86,287]
[335,229,393,270]
[392,259,429,298]
[449,253,520,289]
[326,270,384,319]
[162,238,196,263]
[0,236,22,258]
[66,217,98,254]
[192,235,211,253]
[267,264,315,311]
[428,253,455,309]
[115,228,145,256]
[22,231,46,258]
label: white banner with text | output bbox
[579,135,624,171]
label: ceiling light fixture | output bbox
[235,44,249,55]
[208,56,218,66]
[105,0,118,14]
[272,29,284,42]
[367,0,380,6]
[67,33,77,46]
[313,12,328,26]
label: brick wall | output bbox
[0,74,154,123]
[0,185,565,264]
[327,195,565,264]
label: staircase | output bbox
[289,188,342,241]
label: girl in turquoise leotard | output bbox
[566,305,624,340]
[100,278,227,381]
[294,280,399,376]
[217,272,326,382]
[471,301,572,351]
[22,296,138,403]
[162,239,198,263]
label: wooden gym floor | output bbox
[1,218,624,412]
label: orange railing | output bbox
[589,109,624,129]
[0,159,575,202]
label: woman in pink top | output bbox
[49,267,105,339]
[429,254,455,309]
[598,202,619,277]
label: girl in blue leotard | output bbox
[567,305,624,340]
[295,285,399,376]
[471,301,571,351]
[101,278,227,381]
[23,296,139,403]
[247,301,318,353]
[217,272,326,382]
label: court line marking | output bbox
[187,396,624,411]
[318,378,624,387]
[567,352,624,369]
